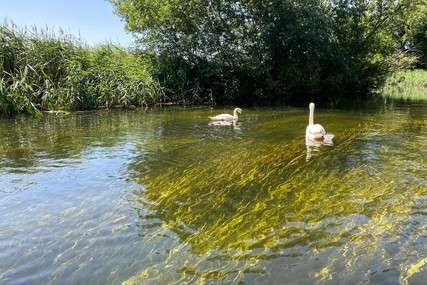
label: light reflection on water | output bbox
[0,103,427,284]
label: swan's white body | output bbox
[306,124,326,140]
[305,103,334,143]
[209,108,242,121]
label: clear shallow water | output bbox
[0,102,426,284]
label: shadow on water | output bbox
[1,103,427,284]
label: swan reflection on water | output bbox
[305,136,334,160]
[208,119,241,130]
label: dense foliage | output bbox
[0,22,163,117]
[1,1,425,116]
[109,0,426,106]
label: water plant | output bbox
[0,21,164,117]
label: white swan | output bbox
[305,103,334,143]
[209,108,242,121]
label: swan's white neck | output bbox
[309,103,315,126]
[233,108,242,118]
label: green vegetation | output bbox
[109,0,427,106]
[382,69,427,101]
[1,0,427,116]
[0,21,164,117]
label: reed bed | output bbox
[382,69,427,101]
[0,21,163,117]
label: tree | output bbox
[108,0,426,106]
[386,0,427,69]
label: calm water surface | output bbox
[1,101,426,284]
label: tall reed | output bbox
[382,69,427,101]
[0,20,164,117]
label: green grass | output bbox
[1,21,164,117]
[382,69,427,101]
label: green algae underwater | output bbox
[1,102,427,284]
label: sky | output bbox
[0,0,134,46]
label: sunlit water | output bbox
[1,101,426,285]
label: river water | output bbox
[1,100,426,284]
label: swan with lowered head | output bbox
[305,103,334,143]
[209,108,242,121]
